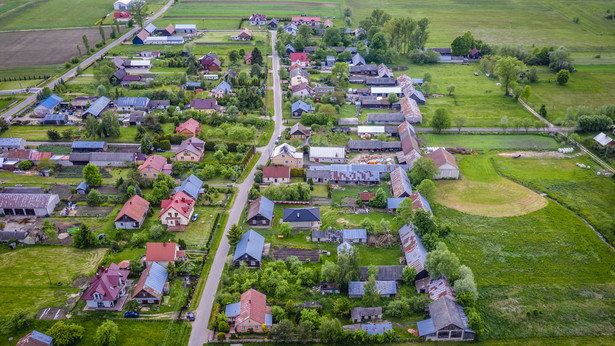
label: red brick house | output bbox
[199,52,221,71]
[225,289,272,333]
[175,118,202,138]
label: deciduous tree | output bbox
[94,320,119,346]
[495,56,525,96]
[83,163,102,186]
[130,0,147,28]
[430,108,451,133]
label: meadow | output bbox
[154,17,242,30]
[418,134,560,151]
[435,154,547,217]
[165,0,342,19]
[0,246,106,318]
[394,63,536,127]
[493,155,615,245]
[346,0,615,55]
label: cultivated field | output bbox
[494,155,615,245]
[418,134,560,151]
[346,0,615,55]
[0,28,111,69]
[0,247,106,317]
[435,154,548,217]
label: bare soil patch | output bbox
[0,27,111,68]
[498,151,583,159]
[183,0,339,5]
[74,206,114,217]
[273,247,319,262]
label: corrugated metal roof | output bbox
[371,87,401,94]
[175,24,197,29]
[398,223,427,273]
[391,166,412,197]
[116,97,150,108]
[342,229,367,241]
[37,94,62,110]
[41,113,67,121]
[143,262,168,295]
[0,193,58,209]
[309,146,345,160]
[84,96,111,117]
[386,197,406,209]
[233,229,265,262]
[30,330,54,345]
[72,141,106,149]
[362,323,392,335]
[348,281,397,296]
[358,126,385,134]
[145,23,157,33]
[77,181,88,191]
[417,318,436,336]
[247,196,274,221]
[0,138,24,146]
[225,302,241,317]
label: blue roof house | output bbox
[0,138,26,150]
[291,100,315,118]
[173,174,204,200]
[233,229,265,268]
[211,80,233,96]
[133,262,169,304]
[348,280,397,298]
[225,302,241,321]
[17,330,53,345]
[342,229,367,243]
[34,94,62,116]
[116,97,150,111]
[247,196,274,227]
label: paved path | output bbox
[187,30,283,346]
[0,0,174,120]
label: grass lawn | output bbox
[166,0,341,18]
[392,63,536,128]
[178,205,220,248]
[103,247,146,266]
[37,145,72,154]
[493,155,615,245]
[153,17,241,30]
[331,183,391,204]
[418,134,560,151]
[0,246,106,318]
[435,154,547,217]
[0,79,43,91]
[526,65,615,122]
[1,125,73,141]
[436,200,615,339]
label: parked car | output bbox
[192,214,199,222]
[186,312,195,321]
[124,311,140,318]
[156,148,165,152]
[97,233,106,240]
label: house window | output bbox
[262,220,266,225]
[251,261,255,266]
[450,331,462,338]
[97,302,104,307]
[153,174,157,177]
[242,326,245,330]
[437,331,450,339]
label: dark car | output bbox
[156,148,165,152]
[124,311,140,318]
[186,312,195,321]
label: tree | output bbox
[149,224,165,239]
[140,134,152,154]
[271,305,287,322]
[539,104,547,118]
[82,35,90,52]
[300,308,321,328]
[296,320,315,340]
[360,217,377,235]
[388,93,399,103]
[47,321,85,346]
[447,85,456,96]
[453,115,466,133]
[453,265,478,298]
[401,266,416,284]
[368,188,387,208]
[130,0,147,28]
[279,222,292,237]
[556,69,570,85]
[362,274,379,306]
[323,27,342,46]
[271,319,294,342]
[526,66,539,83]
[451,31,473,56]
[95,320,119,346]
[62,128,74,140]
[409,157,438,185]
[548,46,573,72]
[424,242,460,280]
[500,115,509,131]
[520,85,531,100]
[319,317,343,344]
[343,7,352,17]
[335,246,360,288]
[430,108,451,133]
[73,224,96,249]
[332,297,353,318]
[321,260,337,283]
[250,47,263,65]
[416,179,437,202]
[227,224,242,247]
[100,111,120,137]
[495,56,525,96]
[330,62,349,86]
[0,309,29,333]
[47,129,61,141]
[87,189,102,205]
[99,25,106,44]
[97,84,108,97]
[83,163,102,186]
[228,50,239,63]
[37,157,54,172]
[16,160,32,171]
[466,308,485,336]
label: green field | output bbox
[418,134,560,150]
[396,63,537,127]
[494,155,615,245]
[0,246,106,318]
[347,0,615,55]
[154,17,242,30]
[526,65,615,122]
[166,0,342,18]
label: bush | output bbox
[70,56,79,64]
[17,160,33,171]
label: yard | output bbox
[0,246,106,318]
[418,134,560,151]
[177,205,221,248]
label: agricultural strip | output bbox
[418,134,560,151]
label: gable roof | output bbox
[290,68,309,79]
[282,207,321,222]
[115,194,150,222]
[37,94,63,110]
[144,23,157,33]
[391,166,413,197]
[72,140,106,149]
[237,288,271,325]
[399,97,421,120]
[233,229,265,262]
[428,296,470,331]
[290,122,310,136]
[428,276,455,300]
[309,146,345,159]
[290,52,308,62]
[272,143,303,159]
[342,228,367,240]
[263,166,290,179]
[159,191,194,218]
[247,196,274,221]
[594,132,614,146]
[133,262,168,299]
[348,280,397,296]
[81,263,129,301]
[359,265,405,281]
[0,193,58,209]
[146,242,181,262]
[425,148,458,169]
[17,330,54,346]
[174,174,204,199]
[138,155,171,173]
[398,223,427,274]
[174,139,202,157]
[212,80,233,94]
[135,29,149,41]
[116,97,150,107]
[377,63,394,78]
[410,191,432,214]
[351,307,382,320]
[291,82,312,93]
[352,53,366,66]
[249,13,266,21]
[176,118,201,134]
[190,98,219,110]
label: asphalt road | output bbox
[187,30,283,346]
[0,0,174,120]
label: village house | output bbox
[263,166,291,184]
[225,289,272,332]
[359,265,406,282]
[247,196,274,227]
[176,118,201,138]
[113,0,134,10]
[210,80,233,97]
[0,193,59,217]
[282,207,321,229]
[338,241,354,255]
[467,48,482,59]
[81,263,130,309]
[365,77,397,87]
[292,16,321,29]
[351,307,383,323]
[146,242,186,267]
[291,100,314,118]
[348,280,397,298]
[113,11,132,22]
[594,132,614,147]
[352,53,366,66]
[116,97,150,112]
[16,330,53,346]
[175,24,197,34]
[175,137,205,162]
[199,52,221,71]
[268,18,279,29]
[289,63,302,72]
[159,191,195,229]
[290,122,311,140]
[284,23,298,36]
[174,174,204,200]
[290,52,309,67]
[350,64,378,75]
[377,63,394,78]
[425,148,460,179]
[189,98,221,113]
[314,86,335,96]
[290,68,310,87]
[391,166,413,197]
[285,44,295,56]
[233,28,253,41]
[132,29,149,44]
[132,262,169,305]
[249,13,267,26]
[417,296,475,341]
[309,146,346,163]
[138,155,172,179]
[233,229,265,267]
[0,138,26,150]
[292,82,313,98]
[114,195,150,230]
[156,24,175,36]
[271,143,304,168]
[34,94,62,116]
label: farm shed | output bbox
[309,146,346,163]
[0,193,59,216]
[40,113,68,125]
[425,148,459,179]
[390,166,413,197]
[359,265,405,282]
[175,24,197,34]
[34,94,62,116]
[398,223,429,281]
[0,138,26,150]
[348,280,397,298]
[351,307,382,323]
[417,296,475,341]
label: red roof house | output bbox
[359,192,376,202]
[138,155,172,178]
[245,51,253,64]
[146,241,186,266]
[234,289,272,333]
[114,195,150,230]
[290,53,308,67]
[424,148,459,179]
[114,11,132,19]
[263,166,291,184]
[81,263,130,309]
[159,191,195,229]
[175,118,202,137]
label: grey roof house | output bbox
[351,307,382,323]
[417,296,475,341]
[292,100,315,118]
[71,141,107,152]
[0,138,26,150]
[282,207,321,229]
[233,230,265,267]
[348,280,397,298]
[0,193,60,217]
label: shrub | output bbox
[17,160,33,171]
